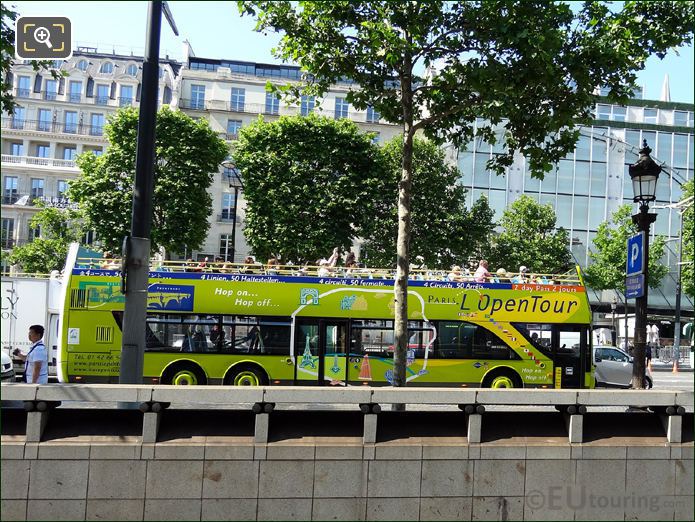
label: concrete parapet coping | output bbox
[576,390,677,406]
[0,383,38,401]
[371,387,476,404]
[151,384,262,405]
[263,386,372,404]
[1,384,692,411]
[476,389,578,405]
[35,383,153,403]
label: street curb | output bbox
[651,367,693,373]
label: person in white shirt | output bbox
[13,325,48,384]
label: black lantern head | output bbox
[628,140,661,203]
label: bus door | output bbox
[294,319,349,385]
[553,325,587,388]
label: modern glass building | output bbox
[456,93,694,324]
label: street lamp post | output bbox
[628,140,661,389]
[611,296,618,346]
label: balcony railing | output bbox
[95,96,110,106]
[1,154,77,169]
[1,118,105,137]
[15,88,31,98]
[119,97,134,107]
[44,92,58,101]
[217,212,237,222]
[0,192,75,208]
[176,98,395,125]
[1,238,16,249]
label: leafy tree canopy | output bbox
[584,205,668,291]
[1,4,63,114]
[69,106,229,254]
[680,180,694,298]
[233,114,384,263]
[488,195,572,275]
[359,136,495,269]
[7,203,85,274]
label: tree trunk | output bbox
[393,53,414,390]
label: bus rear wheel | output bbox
[162,363,206,386]
[226,365,268,386]
[483,369,522,389]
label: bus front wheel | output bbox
[226,365,268,387]
[483,370,522,389]
[162,363,207,386]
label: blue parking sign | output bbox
[626,232,645,277]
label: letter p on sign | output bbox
[626,232,644,277]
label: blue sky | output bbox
[13,1,694,103]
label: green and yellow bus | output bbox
[58,246,595,388]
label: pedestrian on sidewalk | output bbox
[13,325,48,384]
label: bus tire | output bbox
[161,362,207,386]
[482,369,522,389]
[225,364,268,387]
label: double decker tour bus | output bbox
[58,245,594,388]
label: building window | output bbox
[64,111,78,133]
[612,106,626,122]
[596,104,625,121]
[93,149,104,157]
[265,93,279,115]
[17,75,31,97]
[366,106,380,123]
[221,193,237,220]
[90,113,104,136]
[96,84,109,105]
[3,177,19,204]
[126,64,138,76]
[1,218,15,248]
[28,225,41,242]
[63,148,76,161]
[643,108,658,124]
[57,180,69,197]
[77,59,88,71]
[334,97,349,119]
[120,85,134,107]
[83,230,96,245]
[159,66,165,79]
[12,106,25,129]
[300,95,315,116]
[10,143,23,156]
[100,62,114,74]
[31,178,44,199]
[38,108,52,131]
[45,79,58,100]
[219,234,234,261]
[36,145,50,158]
[69,80,82,102]
[230,87,245,112]
[674,111,689,126]
[226,120,242,139]
[190,84,205,110]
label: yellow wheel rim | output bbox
[234,371,260,386]
[490,375,515,388]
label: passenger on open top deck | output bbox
[474,260,492,283]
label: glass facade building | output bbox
[457,98,694,315]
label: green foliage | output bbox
[1,4,64,114]
[7,203,85,273]
[240,1,694,177]
[488,195,572,275]
[584,205,669,291]
[233,114,384,263]
[681,180,694,298]
[69,106,229,254]
[358,136,495,269]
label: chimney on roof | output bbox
[659,74,671,103]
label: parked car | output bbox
[1,351,16,382]
[593,346,653,389]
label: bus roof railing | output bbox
[73,257,584,286]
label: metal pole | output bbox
[673,211,683,359]
[631,203,656,388]
[119,1,162,384]
[230,187,238,262]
